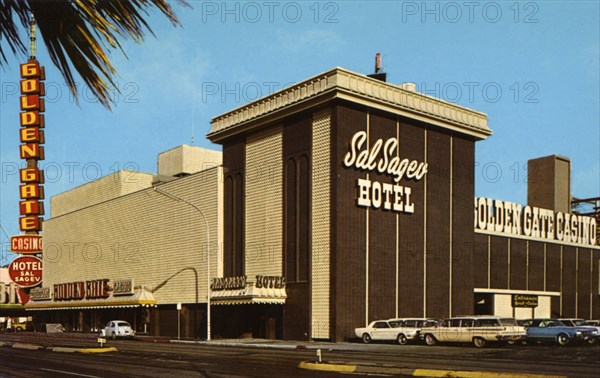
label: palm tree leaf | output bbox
[0,0,188,109]
[0,1,30,62]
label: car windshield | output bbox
[499,318,518,326]
[571,319,586,326]
[423,320,438,327]
[543,320,565,327]
[116,322,130,327]
[388,321,403,328]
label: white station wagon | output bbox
[421,316,526,347]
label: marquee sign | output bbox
[9,21,46,295]
[112,279,134,296]
[53,279,111,301]
[512,294,538,308]
[343,131,428,213]
[474,198,598,247]
[18,60,46,233]
[10,234,43,254]
[211,275,287,291]
[29,286,51,301]
[8,256,43,288]
[211,276,247,291]
[29,278,137,302]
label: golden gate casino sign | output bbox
[18,60,46,235]
[9,55,46,298]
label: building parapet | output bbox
[208,67,491,142]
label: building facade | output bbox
[27,67,599,341]
[27,146,223,338]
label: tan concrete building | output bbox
[28,146,223,337]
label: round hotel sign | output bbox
[8,256,43,288]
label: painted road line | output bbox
[78,347,118,353]
[413,371,567,378]
[298,361,568,378]
[40,368,101,378]
[298,361,357,373]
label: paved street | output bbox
[0,332,598,377]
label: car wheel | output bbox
[397,334,408,345]
[425,334,437,346]
[556,333,570,346]
[111,332,117,340]
[473,337,487,348]
[362,333,371,344]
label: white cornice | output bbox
[207,67,491,142]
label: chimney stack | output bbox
[367,52,387,82]
[528,155,571,213]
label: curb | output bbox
[2,342,118,354]
[48,347,79,353]
[298,361,568,378]
[48,346,118,353]
[78,347,118,353]
[11,343,44,351]
[171,339,298,350]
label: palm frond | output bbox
[0,0,188,109]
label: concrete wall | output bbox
[43,167,223,305]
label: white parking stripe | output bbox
[39,368,100,378]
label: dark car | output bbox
[520,318,596,346]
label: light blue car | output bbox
[520,318,597,346]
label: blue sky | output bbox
[1,1,599,264]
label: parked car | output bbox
[558,318,599,344]
[387,318,440,345]
[421,316,526,347]
[100,320,134,339]
[355,320,401,344]
[520,318,596,346]
[4,320,34,332]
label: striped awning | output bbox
[25,286,157,311]
[211,284,286,306]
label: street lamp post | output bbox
[153,186,211,341]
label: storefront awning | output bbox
[25,286,157,311]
